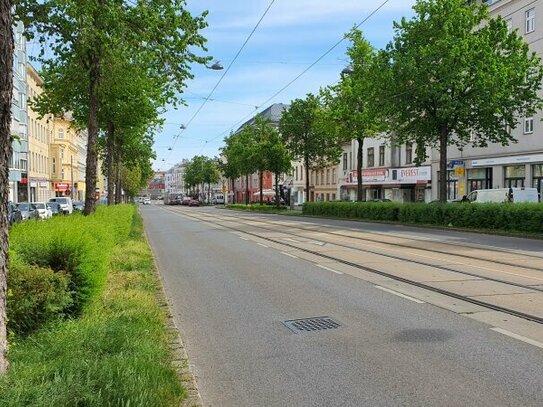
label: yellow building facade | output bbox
[27,64,53,202]
[50,115,81,198]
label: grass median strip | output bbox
[0,208,185,406]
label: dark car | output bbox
[188,199,200,207]
[8,202,23,225]
[366,198,392,202]
[73,201,85,212]
[16,202,40,221]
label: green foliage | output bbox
[226,204,287,212]
[7,255,73,337]
[302,202,543,234]
[9,205,134,315]
[303,202,400,221]
[0,212,184,406]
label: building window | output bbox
[58,128,64,139]
[379,145,385,166]
[52,158,56,174]
[326,169,330,185]
[505,165,526,188]
[526,8,535,34]
[342,153,348,171]
[60,149,64,160]
[524,117,534,134]
[321,170,325,186]
[332,168,336,184]
[405,143,413,164]
[507,18,513,33]
[295,166,298,181]
[533,164,543,195]
[467,168,492,193]
[367,147,375,167]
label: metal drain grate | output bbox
[283,316,341,334]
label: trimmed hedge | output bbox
[303,202,543,234]
[226,204,287,212]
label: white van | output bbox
[212,194,225,205]
[465,188,539,203]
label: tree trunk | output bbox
[275,173,280,209]
[231,178,236,204]
[245,174,249,205]
[439,126,449,203]
[83,55,100,215]
[259,171,263,205]
[304,157,310,203]
[115,141,122,204]
[0,0,14,375]
[106,120,115,205]
[357,137,364,202]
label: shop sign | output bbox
[54,182,70,191]
[472,153,543,167]
[344,166,431,185]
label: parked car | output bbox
[143,197,151,205]
[48,201,62,216]
[8,202,23,225]
[16,202,40,221]
[73,201,85,212]
[32,202,53,219]
[366,198,392,202]
[188,199,200,207]
[49,197,74,214]
[181,197,192,206]
[464,188,539,203]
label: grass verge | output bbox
[0,209,184,406]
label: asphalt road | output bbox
[141,204,543,407]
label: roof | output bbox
[236,103,289,133]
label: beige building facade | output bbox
[50,115,80,198]
[433,0,543,200]
[26,64,53,203]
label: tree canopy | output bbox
[375,0,543,201]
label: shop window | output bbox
[504,165,525,188]
[467,168,492,192]
[367,148,375,167]
[532,164,543,195]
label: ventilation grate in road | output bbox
[283,316,341,334]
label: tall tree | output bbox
[265,131,292,208]
[0,0,14,375]
[279,94,342,203]
[376,0,543,202]
[322,29,384,202]
[15,0,209,214]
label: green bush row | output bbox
[8,205,135,336]
[226,204,287,212]
[303,202,543,234]
[1,212,184,406]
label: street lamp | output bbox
[208,61,224,70]
[341,65,354,75]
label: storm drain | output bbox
[283,317,341,334]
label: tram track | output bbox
[164,206,543,325]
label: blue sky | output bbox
[154,0,416,171]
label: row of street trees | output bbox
[184,155,220,201]
[0,0,210,373]
[264,0,543,204]
[221,116,292,206]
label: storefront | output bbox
[53,182,71,197]
[339,166,432,202]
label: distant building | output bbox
[9,22,28,203]
[50,114,81,198]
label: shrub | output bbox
[303,202,401,221]
[7,254,73,337]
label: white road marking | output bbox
[281,252,298,259]
[316,264,343,275]
[283,238,298,243]
[239,237,248,241]
[490,328,543,350]
[257,243,269,248]
[374,286,425,304]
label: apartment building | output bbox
[26,64,52,202]
[9,21,29,203]
[435,0,543,200]
[50,115,80,198]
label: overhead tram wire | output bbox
[197,0,391,153]
[158,0,276,170]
